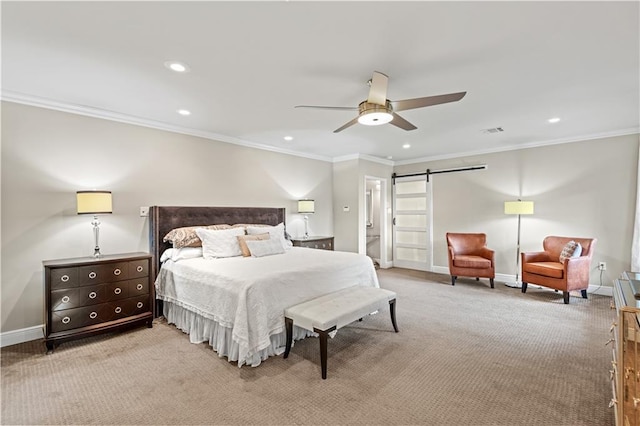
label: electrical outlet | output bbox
[140,206,149,217]
[598,262,606,271]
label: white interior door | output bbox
[393,175,432,271]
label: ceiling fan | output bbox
[295,71,466,133]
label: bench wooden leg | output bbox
[314,326,336,379]
[389,299,399,332]
[284,317,293,358]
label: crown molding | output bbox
[332,153,394,166]
[4,90,637,168]
[394,128,640,166]
[1,90,334,163]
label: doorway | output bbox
[363,176,388,268]
[392,175,432,271]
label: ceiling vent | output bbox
[482,127,504,134]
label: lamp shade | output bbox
[77,191,112,215]
[504,200,534,215]
[297,199,315,214]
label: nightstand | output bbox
[291,236,334,251]
[43,252,153,353]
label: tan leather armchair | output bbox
[521,236,597,304]
[446,233,495,288]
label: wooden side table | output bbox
[291,236,334,251]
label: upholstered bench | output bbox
[283,286,398,379]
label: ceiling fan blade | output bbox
[390,113,417,131]
[366,71,389,106]
[295,105,358,111]
[391,91,467,112]
[333,117,360,133]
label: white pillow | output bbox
[246,223,291,250]
[196,227,245,259]
[245,238,286,257]
[160,247,203,263]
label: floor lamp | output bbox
[504,200,534,288]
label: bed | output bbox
[149,206,379,367]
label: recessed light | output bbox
[548,117,561,123]
[177,109,191,116]
[402,143,411,149]
[284,136,293,141]
[164,61,190,73]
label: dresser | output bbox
[291,236,334,251]
[43,252,153,353]
[609,274,640,425]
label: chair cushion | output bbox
[559,241,582,263]
[453,255,491,269]
[523,261,564,279]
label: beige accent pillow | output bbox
[163,224,231,248]
[237,233,270,257]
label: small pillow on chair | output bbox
[559,241,583,263]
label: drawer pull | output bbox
[136,266,144,273]
[114,288,122,295]
[610,322,617,332]
[136,284,143,291]
[88,271,97,279]
[61,274,70,282]
[605,338,614,346]
[62,316,71,324]
[88,292,97,299]
[137,302,143,309]
[89,312,97,319]
[634,398,640,408]
[609,398,617,408]
[115,307,122,314]
[113,268,122,276]
[61,296,70,304]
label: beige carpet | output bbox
[1,268,614,425]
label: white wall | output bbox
[1,102,334,333]
[394,133,640,285]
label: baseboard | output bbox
[1,325,44,348]
[379,259,394,269]
[429,266,612,296]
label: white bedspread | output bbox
[155,247,379,366]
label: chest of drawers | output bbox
[291,236,334,251]
[609,277,640,425]
[43,252,153,353]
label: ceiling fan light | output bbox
[358,111,393,126]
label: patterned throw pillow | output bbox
[237,233,270,257]
[559,241,583,263]
[163,224,231,248]
[245,238,286,258]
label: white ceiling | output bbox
[2,1,639,163]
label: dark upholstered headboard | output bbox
[148,206,286,281]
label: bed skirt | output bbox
[162,301,312,367]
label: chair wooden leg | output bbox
[314,326,335,380]
[581,289,588,299]
[563,291,570,304]
[389,299,399,332]
[490,278,494,288]
[521,282,528,293]
[284,317,293,358]
[451,276,456,286]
